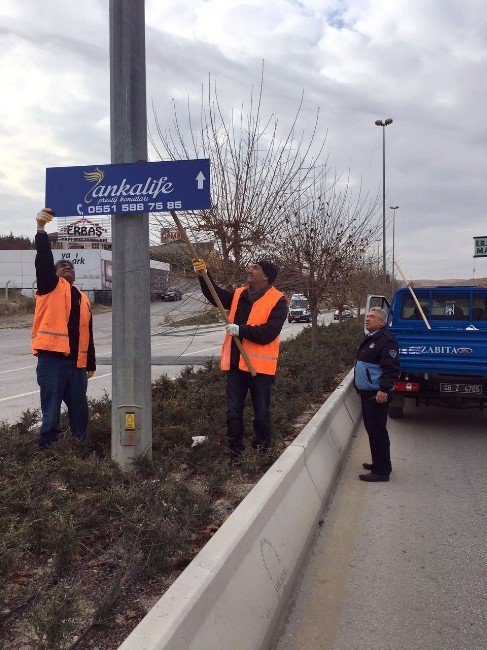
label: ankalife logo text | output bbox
[400,346,473,355]
[83,167,174,204]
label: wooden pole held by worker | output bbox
[394,261,431,330]
[169,211,257,376]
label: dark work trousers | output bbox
[360,392,392,476]
[36,354,89,448]
[226,369,274,456]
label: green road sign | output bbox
[474,236,487,257]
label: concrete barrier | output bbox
[119,370,361,650]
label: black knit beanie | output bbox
[256,260,278,283]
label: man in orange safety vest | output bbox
[193,258,287,461]
[32,208,96,449]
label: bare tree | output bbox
[149,67,329,284]
[343,258,394,322]
[270,171,381,348]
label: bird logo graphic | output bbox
[83,168,104,204]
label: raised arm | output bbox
[35,208,59,295]
[193,258,235,310]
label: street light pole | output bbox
[110,0,152,466]
[390,205,399,285]
[374,118,393,281]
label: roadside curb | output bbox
[119,370,360,650]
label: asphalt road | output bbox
[0,294,332,424]
[274,401,487,650]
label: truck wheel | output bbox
[389,406,404,419]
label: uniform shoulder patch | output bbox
[389,349,397,358]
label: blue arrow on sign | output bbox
[45,159,210,217]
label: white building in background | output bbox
[0,249,170,301]
[56,216,111,250]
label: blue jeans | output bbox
[226,370,274,455]
[36,355,89,448]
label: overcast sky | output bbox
[1,0,486,279]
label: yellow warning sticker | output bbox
[125,413,135,430]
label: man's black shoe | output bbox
[359,472,389,482]
[229,452,243,467]
[362,462,374,470]
[251,439,270,453]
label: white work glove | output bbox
[36,208,53,230]
[226,323,239,336]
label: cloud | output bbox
[1,0,486,279]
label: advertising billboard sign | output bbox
[46,159,211,218]
[57,216,110,243]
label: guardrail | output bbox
[119,369,361,650]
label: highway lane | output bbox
[0,294,207,423]
[274,401,487,650]
[0,298,333,424]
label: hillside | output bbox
[411,278,487,287]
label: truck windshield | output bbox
[291,300,308,309]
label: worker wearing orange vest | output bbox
[193,258,287,460]
[32,208,96,449]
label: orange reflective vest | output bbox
[221,286,284,375]
[31,277,92,368]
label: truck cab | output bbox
[367,287,487,417]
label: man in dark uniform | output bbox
[354,307,400,482]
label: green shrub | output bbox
[0,320,362,647]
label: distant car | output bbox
[334,305,352,320]
[160,286,182,301]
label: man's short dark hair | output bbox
[55,259,74,270]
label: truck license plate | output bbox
[440,383,483,394]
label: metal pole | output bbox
[392,209,395,285]
[382,126,386,280]
[390,206,399,285]
[109,0,152,465]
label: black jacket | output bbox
[35,232,96,371]
[354,327,400,393]
[199,273,288,371]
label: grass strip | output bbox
[0,321,362,649]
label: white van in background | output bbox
[288,294,311,323]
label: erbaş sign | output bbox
[58,217,110,243]
[45,159,210,217]
[474,236,487,258]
